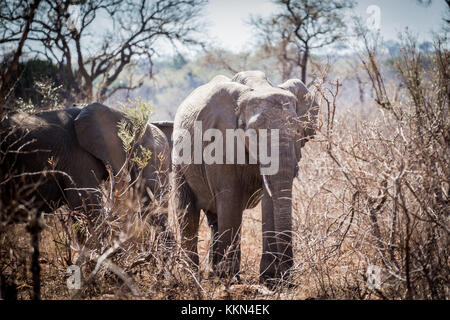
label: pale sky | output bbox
[205,0,277,51]
[205,0,448,52]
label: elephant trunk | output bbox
[261,136,296,279]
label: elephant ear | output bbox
[197,81,252,132]
[152,121,173,151]
[148,121,172,172]
[195,80,253,164]
[74,103,127,175]
[278,78,319,140]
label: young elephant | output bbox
[172,71,318,284]
[0,103,171,222]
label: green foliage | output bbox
[119,97,155,129]
[132,145,153,170]
[11,59,71,109]
[117,97,155,169]
[13,78,63,113]
[14,97,35,113]
[34,79,63,109]
[117,120,135,154]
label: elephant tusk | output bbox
[262,174,273,198]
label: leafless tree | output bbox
[0,0,42,112]
[0,0,206,105]
[415,0,450,24]
[250,0,354,82]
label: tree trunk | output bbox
[0,0,42,112]
[27,211,42,300]
[301,47,309,83]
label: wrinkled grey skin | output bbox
[172,70,318,283]
[0,103,171,222]
[151,121,174,167]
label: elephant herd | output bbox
[0,70,319,286]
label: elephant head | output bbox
[74,103,171,203]
[278,78,319,162]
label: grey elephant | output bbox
[0,103,171,223]
[172,70,319,284]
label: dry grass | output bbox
[1,32,448,300]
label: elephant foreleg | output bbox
[205,210,220,274]
[260,188,280,283]
[215,192,243,279]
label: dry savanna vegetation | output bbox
[0,0,449,300]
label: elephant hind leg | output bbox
[63,154,107,214]
[63,174,103,215]
[174,174,200,268]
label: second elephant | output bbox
[0,103,171,222]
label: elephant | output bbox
[0,102,171,223]
[172,70,318,284]
[151,121,174,166]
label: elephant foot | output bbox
[259,267,294,290]
[259,275,294,290]
[210,257,241,283]
[209,269,241,284]
[259,276,279,290]
[0,272,17,300]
